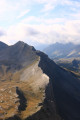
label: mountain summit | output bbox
[0,41,80,120]
[0,41,8,50]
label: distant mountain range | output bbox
[0,41,80,120]
[44,42,80,60]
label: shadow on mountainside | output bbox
[36,51,80,120]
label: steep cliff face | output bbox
[0,41,80,120]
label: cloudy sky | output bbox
[0,0,80,49]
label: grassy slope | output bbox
[0,59,42,119]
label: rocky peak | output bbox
[0,41,8,50]
[14,41,27,46]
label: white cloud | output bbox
[0,0,80,46]
[0,0,31,21]
[17,9,30,19]
[41,3,55,12]
[71,12,80,19]
[0,0,79,21]
[0,18,80,46]
[21,16,66,24]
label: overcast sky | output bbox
[0,0,80,49]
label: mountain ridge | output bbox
[43,42,80,60]
[0,41,80,120]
